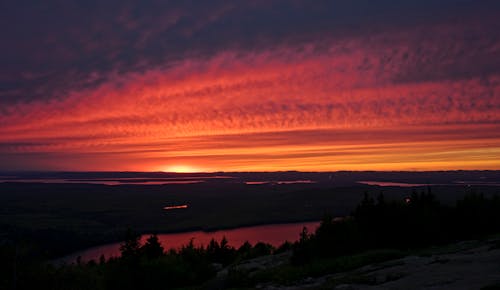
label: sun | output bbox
[161,165,201,173]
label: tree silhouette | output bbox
[120,228,141,258]
[142,234,164,258]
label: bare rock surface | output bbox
[248,238,500,290]
[342,242,500,290]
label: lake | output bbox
[357,181,435,187]
[57,221,320,264]
[358,180,500,187]
[0,176,232,185]
[0,177,319,186]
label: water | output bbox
[57,221,320,264]
[245,180,316,185]
[358,180,500,187]
[0,177,318,186]
[0,176,231,185]
[453,181,500,186]
[358,181,434,187]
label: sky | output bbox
[0,0,499,172]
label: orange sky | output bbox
[1,2,499,172]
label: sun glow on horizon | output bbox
[160,165,203,173]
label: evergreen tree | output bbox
[120,228,141,257]
[142,234,164,258]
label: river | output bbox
[57,221,320,264]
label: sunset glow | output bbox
[0,1,499,171]
[161,165,202,173]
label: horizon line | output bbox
[1,169,499,174]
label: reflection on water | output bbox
[0,178,210,185]
[245,180,316,185]
[57,221,320,264]
[163,204,189,210]
[358,180,500,187]
[358,181,434,187]
[453,181,500,186]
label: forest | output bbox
[2,188,500,289]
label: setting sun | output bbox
[1,3,498,173]
[161,165,202,173]
[1,1,499,288]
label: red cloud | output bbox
[1,19,499,171]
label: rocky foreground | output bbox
[216,237,500,290]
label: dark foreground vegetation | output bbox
[0,229,277,290]
[1,188,500,289]
[292,188,500,265]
